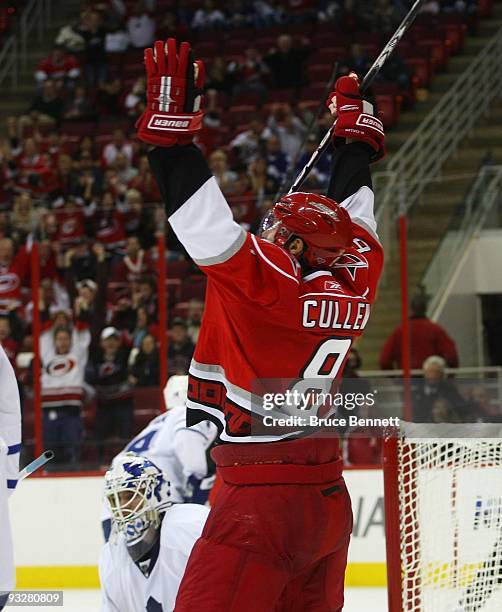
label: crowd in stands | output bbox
[0,0,493,469]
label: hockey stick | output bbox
[18,450,54,481]
[288,0,426,194]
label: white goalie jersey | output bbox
[0,344,21,594]
[99,503,208,612]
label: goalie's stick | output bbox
[18,450,54,481]
[288,0,426,194]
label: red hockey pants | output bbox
[174,437,353,612]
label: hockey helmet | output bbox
[259,192,353,268]
[163,375,189,410]
[104,453,172,561]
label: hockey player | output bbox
[0,345,22,610]
[137,38,384,611]
[99,453,208,612]
[101,375,217,540]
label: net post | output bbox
[383,432,404,612]
[399,195,412,420]
[31,242,43,458]
[157,233,168,409]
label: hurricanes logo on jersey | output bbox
[46,356,76,377]
[330,252,368,280]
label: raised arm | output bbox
[325,74,385,240]
[136,39,300,304]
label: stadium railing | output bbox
[373,27,502,260]
[0,0,53,89]
[422,164,502,320]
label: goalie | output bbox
[99,453,208,611]
[137,38,385,611]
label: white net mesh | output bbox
[397,428,502,612]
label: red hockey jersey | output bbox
[149,143,383,443]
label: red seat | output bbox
[232,90,265,107]
[418,39,450,70]
[227,104,257,126]
[267,89,295,104]
[60,121,96,137]
[307,64,331,83]
[406,57,433,88]
[375,94,400,128]
[179,277,207,302]
[166,260,192,280]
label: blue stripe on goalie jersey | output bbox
[7,443,21,455]
[7,479,17,489]
[125,414,168,454]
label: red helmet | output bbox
[260,192,353,269]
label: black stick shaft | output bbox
[288,0,426,194]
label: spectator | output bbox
[129,333,159,386]
[0,315,20,367]
[128,155,162,203]
[412,355,469,422]
[249,156,276,193]
[40,317,90,468]
[191,0,226,30]
[168,317,195,374]
[105,23,130,53]
[96,77,124,116]
[86,326,133,463]
[102,129,133,167]
[129,305,156,347]
[52,196,88,248]
[55,22,86,53]
[229,47,269,100]
[430,398,462,424]
[295,134,331,190]
[208,149,238,192]
[93,192,126,252]
[127,1,155,48]
[186,300,204,343]
[19,80,65,129]
[64,85,96,122]
[35,45,80,89]
[76,10,108,87]
[254,0,285,26]
[27,277,71,325]
[205,57,235,94]
[340,43,372,79]
[264,134,289,183]
[265,34,310,89]
[263,104,307,160]
[111,234,152,283]
[379,290,459,370]
[62,239,100,282]
[0,238,29,315]
[113,152,138,184]
[124,77,146,119]
[230,117,265,167]
[132,275,157,320]
[10,192,45,241]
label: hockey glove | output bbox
[327,73,385,162]
[136,38,205,147]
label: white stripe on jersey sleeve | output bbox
[340,185,379,240]
[169,176,246,266]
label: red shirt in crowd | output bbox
[379,317,459,370]
[0,246,30,309]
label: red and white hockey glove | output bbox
[327,73,385,162]
[136,38,205,147]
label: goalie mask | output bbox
[259,192,353,269]
[163,374,188,410]
[104,453,172,562]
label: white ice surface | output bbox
[8,588,388,611]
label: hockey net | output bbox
[384,425,502,612]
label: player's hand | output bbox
[326,72,385,161]
[136,38,205,147]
